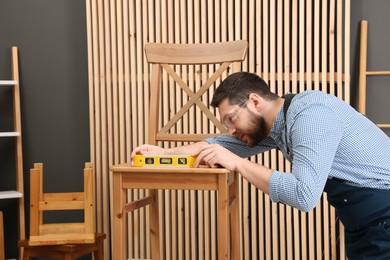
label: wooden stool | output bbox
[28,163,95,246]
[18,233,105,260]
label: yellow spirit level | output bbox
[133,155,196,168]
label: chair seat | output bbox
[112,163,232,190]
[18,233,106,260]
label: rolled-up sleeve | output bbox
[205,134,276,158]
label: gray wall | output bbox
[0,0,389,259]
[350,0,390,137]
[0,0,90,258]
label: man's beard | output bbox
[245,111,268,147]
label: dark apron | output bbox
[324,177,390,259]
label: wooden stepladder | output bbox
[0,46,25,259]
[359,20,390,129]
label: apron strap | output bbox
[282,94,296,159]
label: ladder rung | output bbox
[0,190,23,200]
[366,71,390,76]
[0,132,21,137]
[378,124,390,129]
[0,80,18,85]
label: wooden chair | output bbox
[110,40,247,260]
[19,162,105,259]
[18,233,105,260]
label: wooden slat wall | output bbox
[85,0,350,259]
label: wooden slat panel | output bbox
[86,0,350,259]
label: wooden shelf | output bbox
[0,190,23,200]
[0,132,20,137]
[0,80,17,85]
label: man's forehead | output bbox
[218,98,235,117]
[217,98,231,110]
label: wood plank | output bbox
[98,0,110,257]
[0,212,4,260]
[0,191,23,199]
[42,192,84,202]
[0,132,20,137]
[29,168,40,236]
[359,20,368,114]
[129,2,138,257]
[305,1,316,258]
[344,0,351,105]
[0,80,17,85]
[11,47,26,252]
[84,166,94,234]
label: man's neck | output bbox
[266,97,285,131]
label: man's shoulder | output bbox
[292,90,328,106]
[289,90,340,117]
[297,90,327,98]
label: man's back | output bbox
[290,91,390,189]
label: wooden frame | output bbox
[19,233,105,260]
[110,40,247,260]
[0,46,25,258]
[359,19,390,129]
[28,163,95,246]
[110,166,240,260]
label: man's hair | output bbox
[210,72,278,108]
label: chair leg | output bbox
[230,173,240,260]
[149,189,161,260]
[21,248,31,260]
[63,253,73,260]
[93,237,105,260]
[218,174,230,260]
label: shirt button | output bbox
[344,198,348,203]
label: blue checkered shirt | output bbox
[205,90,390,212]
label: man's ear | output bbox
[248,93,262,111]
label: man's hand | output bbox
[195,143,272,194]
[194,143,243,171]
[130,144,166,166]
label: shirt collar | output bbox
[270,107,285,142]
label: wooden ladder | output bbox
[0,46,26,259]
[359,20,390,129]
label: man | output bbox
[131,72,390,259]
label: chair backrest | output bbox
[28,162,95,246]
[144,40,248,145]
